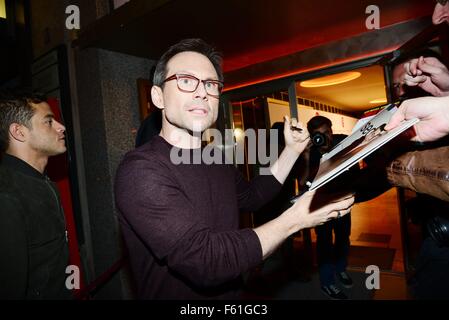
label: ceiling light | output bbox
[300,72,361,88]
[0,0,6,19]
[369,98,387,104]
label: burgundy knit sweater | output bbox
[114,136,282,299]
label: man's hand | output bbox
[269,116,309,184]
[289,190,354,230]
[385,96,449,142]
[283,116,310,154]
[253,190,354,259]
[404,56,449,97]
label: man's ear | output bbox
[9,123,27,142]
[151,85,165,110]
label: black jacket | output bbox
[0,154,71,299]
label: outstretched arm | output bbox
[254,190,354,259]
[385,96,449,142]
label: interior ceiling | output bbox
[296,65,386,112]
[81,0,435,73]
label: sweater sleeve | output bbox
[0,194,28,299]
[234,169,283,212]
[114,155,263,288]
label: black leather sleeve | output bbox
[0,194,28,299]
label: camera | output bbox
[311,132,327,147]
[406,196,449,247]
[427,214,449,247]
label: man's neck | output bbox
[6,150,48,174]
[159,126,203,149]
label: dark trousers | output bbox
[315,213,351,286]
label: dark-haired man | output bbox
[115,38,354,299]
[0,91,71,299]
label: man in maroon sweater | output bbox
[114,38,354,299]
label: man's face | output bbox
[312,124,333,153]
[433,1,449,25]
[392,62,407,99]
[25,102,66,156]
[158,51,220,133]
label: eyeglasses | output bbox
[163,74,224,98]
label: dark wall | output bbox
[75,47,154,299]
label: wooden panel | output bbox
[136,78,154,120]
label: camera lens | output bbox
[312,132,327,147]
[427,215,449,247]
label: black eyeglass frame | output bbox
[163,74,224,98]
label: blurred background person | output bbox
[296,116,353,300]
